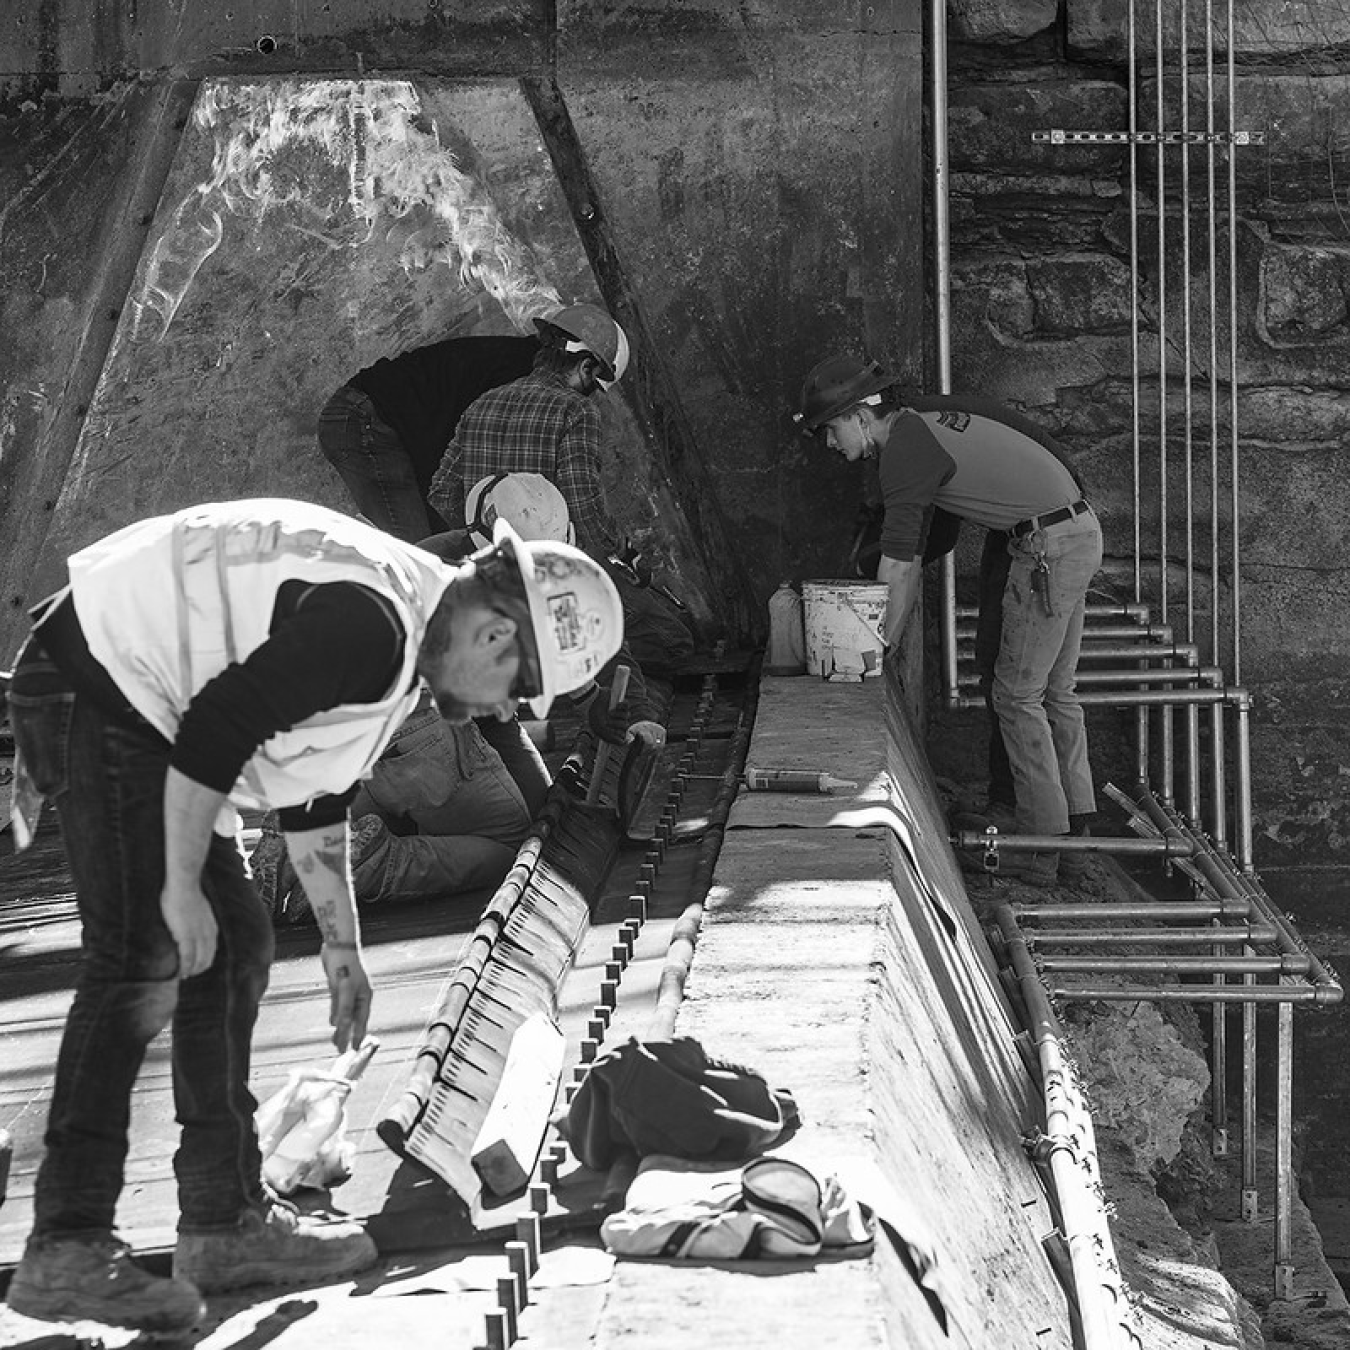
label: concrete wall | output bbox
[0,1,925,661]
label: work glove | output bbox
[585,687,632,746]
[625,719,667,748]
[610,541,653,588]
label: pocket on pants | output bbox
[8,683,74,799]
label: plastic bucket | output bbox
[802,580,888,679]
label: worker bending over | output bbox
[797,358,1102,887]
[4,499,622,1334]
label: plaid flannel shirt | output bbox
[428,369,621,559]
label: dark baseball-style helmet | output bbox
[793,355,900,432]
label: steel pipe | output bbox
[1040,954,1309,976]
[1029,925,1279,947]
[1276,998,1294,1298]
[995,906,1144,1348]
[1054,983,1337,1005]
[954,829,1191,858]
[1016,899,1251,922]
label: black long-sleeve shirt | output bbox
[37,582,405,830]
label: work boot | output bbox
[174,1200,378,1294]
[284,815,387,924]
[7,1235,205,1333]
[950,798,1017,834]
[995,850,1060,887]
[1057,814,1095,885]
[249,813,297,920]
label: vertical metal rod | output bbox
[1155,0,1175,814]
[1205,0,1221,668]
[1275,999,1295,1298]
[1234,690,1253,871]
[1155,0,1168,628]
[1227,0,1242,683]
[1127,0,1150,814]
[1241,969,1257,1219]
[1129,0,1142,605]
[1180,0,1195,646]
[1211,957,1228,1154]
[1210,689,1228,850]
[931,0,957,706]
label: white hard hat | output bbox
[486,519,624,718]
[466,472,575,550]
[534,303,630,390]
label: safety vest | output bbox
[68,499,452,814]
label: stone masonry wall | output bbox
[944,0,1350,1188]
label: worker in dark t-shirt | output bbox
[796,357,1103,889]
[318,333,540,541]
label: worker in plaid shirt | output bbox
[429,304,695,690]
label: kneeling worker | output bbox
[796,357,1102,887]
[4,498,622,1333]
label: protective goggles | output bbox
[473,546,543,704]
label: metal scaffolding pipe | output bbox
[1028,925,1279,947]
[1276,998,1294,1298]
[1126,792,1341,998]
[931,0,959,710]
[995,906,1144,1348]
[1053,983,1336,1005]
[954,830,1191,857]
[954,663,1213,691]
[1040,954,1310,977]
[1015,899,1252,922]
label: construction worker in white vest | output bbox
[3,498,623,1334]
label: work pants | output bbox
[317,384,444,542]
[9,640,273,1238]
[974,529,1015,809]
[991,512,1102,837]
[350,707,534,904]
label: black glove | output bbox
[587,690,632,746]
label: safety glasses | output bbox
[474,546,543,704]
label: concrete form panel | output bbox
[24,77,713,628]
[0,82,196,663]
[1,1,548,98]
[557,0,926,612]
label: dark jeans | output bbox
[9,640,275,1239]
[975,530,1015,809]
[616,575,696,681]
[318,384,447,542]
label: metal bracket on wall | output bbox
[1031,128,1265,146]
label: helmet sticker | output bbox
[548,591,583,652]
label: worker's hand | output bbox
[321,940,373,1052]
[586,689,632,746]
[625,720,667,748]
[160,880,219,980]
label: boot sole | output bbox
[177,1242,377,1294]
[7,1283,204,1334]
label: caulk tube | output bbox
[743,767,858,794]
